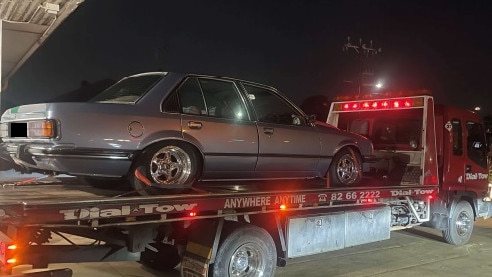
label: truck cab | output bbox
[326,91,491,244]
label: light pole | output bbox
[342,37,382,97]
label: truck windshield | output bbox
[90,74,163,104]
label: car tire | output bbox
[129,141,201,195]
[329,147,362,186]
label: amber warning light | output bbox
[1,243,18,265]
[334,97,424,112]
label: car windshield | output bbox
[90,74,163,103]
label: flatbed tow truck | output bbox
[0,92,491,277]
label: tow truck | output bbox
[0,91,490,277]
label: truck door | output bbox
[463,121,489,189]
[444,117,488,190]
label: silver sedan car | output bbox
[0,72,373,195]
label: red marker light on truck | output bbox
[335,97,421,111]
[280,204,287,210]
[6,258,17,264]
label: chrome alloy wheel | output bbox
[150,145,191,185]
[456,209,473,236]
[335,153,359,185]
[229,243,265,277]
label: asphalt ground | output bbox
[4,218,491,277]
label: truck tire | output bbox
[129,142,201,195]
[329,147,362,186]
[442,200,474,245]
[210,225,276,277]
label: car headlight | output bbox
[27,120,56,138]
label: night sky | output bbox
[3,0,492,116]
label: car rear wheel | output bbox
[129,142,201,195]
[329,147,362,186]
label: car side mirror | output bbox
[307,114,317,124]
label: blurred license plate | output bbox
[10,123,27,138]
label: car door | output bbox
[242,84,321,178]
[175,77,258,179]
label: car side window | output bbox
[176,78,206,115]
[243,84,305,126]
[197,78,248,120]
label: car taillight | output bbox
[27,120,55,138]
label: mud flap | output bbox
[476,198,492,218]
[181,219,223,277]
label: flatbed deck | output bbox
[0,176,438,228]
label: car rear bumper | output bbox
[2,143,135,177]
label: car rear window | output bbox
[90,74,163,103]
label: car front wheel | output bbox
[329,147,362,186]
[129,142,201,195]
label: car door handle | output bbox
[263,127,274,136]
[188,121,203,129]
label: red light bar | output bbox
[336,97,423,111]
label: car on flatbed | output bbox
[0,72,373,194]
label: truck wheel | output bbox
[329,147,362,186]
[442,200,474,245]
[210,225,276,277]
[129,142,201,195]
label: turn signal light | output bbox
[28,120,55,138]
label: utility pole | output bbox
[342,36,382,97]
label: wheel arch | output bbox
[135,138,205,173]
[450,191,479,219]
